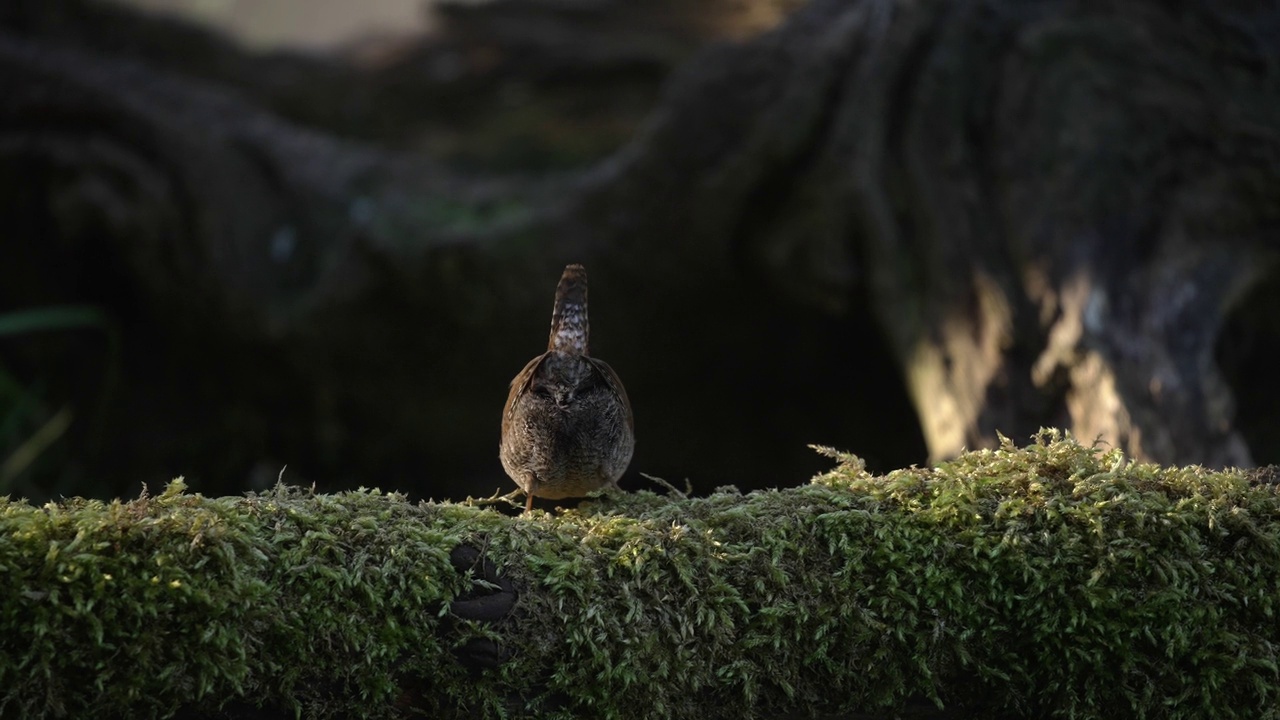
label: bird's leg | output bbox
[524,474,538,514]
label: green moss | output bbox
[2,431,1278,718]
[0,481,470,719]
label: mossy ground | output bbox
[1,430,1277,719]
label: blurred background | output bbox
[119,0,437,52]
[1,0,1276,503]
[0,0,926,503]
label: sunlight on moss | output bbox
[1,431,1278,718]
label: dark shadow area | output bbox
[616,283,927,496]
[1217,266,1280,466]
[0,0,929,503]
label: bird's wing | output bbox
[504,352,548,419]
[587,357,634,432]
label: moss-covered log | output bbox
[2,432,1277,719]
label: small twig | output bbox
[463,488,525,508]
[640,472,690,500]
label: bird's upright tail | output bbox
[548,264,589,355]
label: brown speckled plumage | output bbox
[500,264,634,512]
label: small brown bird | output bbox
[500,264,634,513]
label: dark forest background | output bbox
[1,0,1277,504]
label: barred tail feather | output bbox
[548,264,589,355]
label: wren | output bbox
[500,264,634,513]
